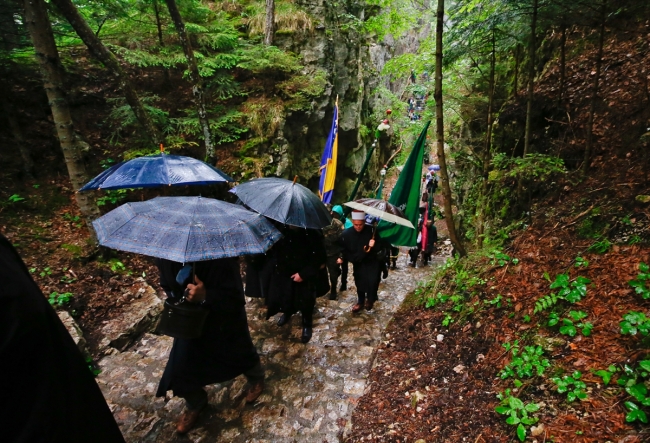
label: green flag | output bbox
[377,121,430,246]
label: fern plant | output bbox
[534,274,591,313]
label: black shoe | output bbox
[329,291,337,300]
[301,327,312,343]
[382,269,388,279]
[339,283,347,291]
[277,313,291,326]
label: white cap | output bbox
[351,211,366,220]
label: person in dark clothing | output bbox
[322,205,344,300]
[331,205,351,291]
[263,226,327,344]
[0,233,125,443]
[155,258,264,434]
[338,211,387,313]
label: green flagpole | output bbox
[377,121,431,246]
[347,139,377,202]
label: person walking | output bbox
[322,205,344,300]
[155,258,265,434]
[337,211,387,313]
[265,225,327,343]
[331,205,351,291]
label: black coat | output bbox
[340,225,386,294]
[0,234,125,443]
[155,258,260,397]
[256,228,327,317]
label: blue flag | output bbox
[319,102,339,203]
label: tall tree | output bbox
[49,0,163,146]
[435,0,466,257]
[23,0,100,230]
[264,0,275,45]
[522,0,538,158]
[581,0,607,174]
[164,0,215,163]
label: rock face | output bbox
[261,0,427,199]
[58,310,87,355]
[98,280,164,354]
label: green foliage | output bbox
[495,389,539,441]
[548,311,593,337]
[277,69,328,111]
[48,291,73,308]
[551,371,588,402]
[535,274,591,314]
[618,361,650,423]
[488,250,519,267]
[8,194,25,203]
[574,256,589,268]
[628,262,650,299]
[620,311,650,336]
[500,341,550,380]
[442,313,454,327]
[96,189,131,207]
[592,365,618,386]
[425,292,450,309]
[491,153,566,182]
[587,238,612,254]
[236,45,302,73]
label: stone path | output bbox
[97,253,445,442]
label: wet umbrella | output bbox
[343,198,414,229]
[80,153,232,191]
[427,165,440,171]
[230,177,332,229]
[92,196,282,262]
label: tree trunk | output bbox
[264,0,275,45]
[1,94,34,178]
[558,20,566,104]
[434,0,466,257]
[23,0,100,234]
[49,0,163,146]
[164,0,215,164]
[582,0,606,175]
[523,0,538,158]
[477,28,496,248]
[153,0,165,46]
[513,44,520,98]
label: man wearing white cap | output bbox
[337,210,386,313]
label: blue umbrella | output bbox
[93,196,282,262]
[230,177,332,229]
[80,154,233,191]
[427,165,440,171]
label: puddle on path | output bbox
[98,252,445,442]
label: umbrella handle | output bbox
[363,223,377,252]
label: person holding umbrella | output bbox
[337,210,388,313]
[154,257,266,434]
[91,196,283,434]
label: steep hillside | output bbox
[344,19,650,443]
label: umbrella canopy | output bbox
[230,177,332,229]
[93,196,282,262]
[427,164,440,171]
[344,198,414,229]
[80,154,233,191]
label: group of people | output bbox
[2,198,436,439]
[155,204,397,434]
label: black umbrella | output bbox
[230,177,332,229]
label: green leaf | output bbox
[626,384,648,402]
[524,403,539,412]
[506,415,520,425]
[638,360,650,372]
[517,423,527,441]
[495,406,511,414]
[509,397,524,410]
[550,274,569,289]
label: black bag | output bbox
[156,298,209,340]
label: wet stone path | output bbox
[98,253,445,442]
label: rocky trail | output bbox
[96,252,446,442]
